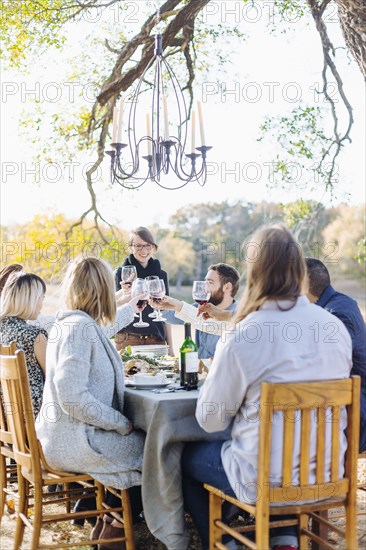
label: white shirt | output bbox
[196,296,353,503]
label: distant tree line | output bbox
[1,201,364,285]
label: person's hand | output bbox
[149,296,183,312]
[116,289,132,307]
[125,421,134,435]
[197,303,233,321]
[120,281,132,295]
[128,293,146,314]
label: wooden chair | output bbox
[0,347,136,549]
[205,377,360,550]
[0,342,18,525]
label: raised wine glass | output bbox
[121,266,137,289]
[192,281,211,317]
[131,278,150,328]
[145,275,159,318]
[148,279,167,322]
[121,266,139,316]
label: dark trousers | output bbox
[182,441,298,549]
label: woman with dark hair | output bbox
[114,226,174,354]
[0,272,47,417]
[181,224,352,550]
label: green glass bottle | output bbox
[179,323,199,390]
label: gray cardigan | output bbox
[36,305,144,490]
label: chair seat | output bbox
[20,465,93,485]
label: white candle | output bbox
[191,110,196,153]
[146,113,152,156]
[197,101,206,146]
[112,105,118,143]
[117,96,124,143]
[162,95,169,139]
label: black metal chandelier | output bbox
[106,26,212,190]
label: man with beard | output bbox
[158,263,240,360]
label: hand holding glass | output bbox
[145,276,159,318]
[192,281,211,315]
[121,266,137,291]
[148,279,167,322]
[131,278,150,328]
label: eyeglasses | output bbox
[131,244,154,251]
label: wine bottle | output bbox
[179,323,199,390]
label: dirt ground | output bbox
[0,476,365,549]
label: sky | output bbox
[1,0,365,230]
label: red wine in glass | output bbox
[195,299,209,305]
[137,299,148,309]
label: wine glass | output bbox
[131,278,150,328]
[121,266,138,316]
[121,266,137,289]
[192,281,211,316]
[148,279,167,322]
[145,276,159,318]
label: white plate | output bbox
[133,382,171,390]
[131,345,169,355]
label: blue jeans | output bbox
[182,441,298,549]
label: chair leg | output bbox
[255,507,270,550]
[299,513,309,550]
[208,491,223,549]
[345,500,358,549]
[30,481,43,550]
[13,471,27,550]
[121,489,135,550]
[0,455,6,525]
[311,511,328,550]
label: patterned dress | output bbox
[0,316,47,417]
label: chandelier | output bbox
[106,12,212,190]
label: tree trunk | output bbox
[335,0,366,78]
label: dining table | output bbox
[123,386,231,549]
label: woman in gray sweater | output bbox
[36,257,145,531]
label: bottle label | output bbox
[185,352,199,373]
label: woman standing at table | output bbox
[114,226,174,354]
[182,224,352,550]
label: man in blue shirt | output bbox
[306,258,366,452]
[163,263,240,360]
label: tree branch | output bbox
[307,0,354,190]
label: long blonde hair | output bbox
[234,224,307,324]
[63,257,116,324]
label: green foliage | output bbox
[1,202,363,285]
[0,0,74,68]
[258,105,333,190]
[0,212,128,282]
[355,238,366,265]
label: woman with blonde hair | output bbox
[181,224,352,550]
[0,272,47,417]
[36,257,145,547]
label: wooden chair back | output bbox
[0,342,17,448]
[0,349,42,479]
[257,377,360,508]
[205,376,360,550]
